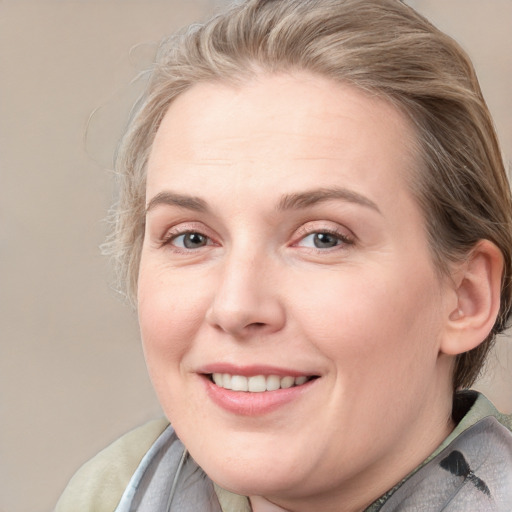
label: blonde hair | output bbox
[106,0,512,389]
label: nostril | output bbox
[248,322,266,329]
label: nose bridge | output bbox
[206,240,284,336]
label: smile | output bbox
[202,369,319,415]
[210,373,313,392]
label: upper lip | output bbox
[198,363,318,378]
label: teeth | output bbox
[211,373,311,392]
[266,375,281,391]
[231,375,248,391]
[248,375,266,392]
[222,374,232,390]
[280,376,294,389]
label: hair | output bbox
[105,0,512,390]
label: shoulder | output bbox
[54,417,169,512]
[368,392,512,512]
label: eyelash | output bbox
[159,224,354,254]
[292,226,354,251]
[160,228,215,252]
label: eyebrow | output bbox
[145,186,380,215]
[146,191,209,213]
[277,187,381,213]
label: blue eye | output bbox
[299,232,344,249]
[172,232,209,249]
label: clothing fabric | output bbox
[55,392,512,511]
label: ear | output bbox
[441,240,504,356]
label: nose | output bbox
[205,251,286,338]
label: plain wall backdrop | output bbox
[0,1,510,511]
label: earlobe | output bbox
[441,240,504,356]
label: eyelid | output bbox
[293,221,356,241]
[291,222,355,247]
[158,221,218,249]
[166,232,212,249]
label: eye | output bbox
[171,232,210,249]
[296,230,352,249]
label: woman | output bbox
[56,0,512,510]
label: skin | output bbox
[138,72,462,511]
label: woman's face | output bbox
[138,73,456,510]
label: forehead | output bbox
[147,72,420,215]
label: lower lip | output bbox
[202,376,317,416]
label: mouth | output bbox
[207,373,317,392]
[201,367,320,415]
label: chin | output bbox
[191,444,309,498]
[210,467,303,500]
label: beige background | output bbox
[0,1,510,511]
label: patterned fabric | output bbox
[114,427,222,512]
[377,417,512,511]
[56,393,512,511]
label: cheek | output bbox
[137,263,209,376]
[137,266,215,427]
[293,265,443,373]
